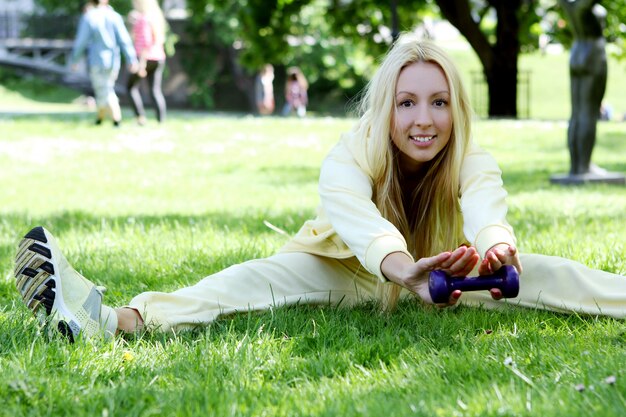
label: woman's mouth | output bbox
[409,135,435,143]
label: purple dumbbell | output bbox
[429,265,520,304]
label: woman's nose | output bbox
[413,104,432,126]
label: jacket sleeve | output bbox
[70,16,89,65]
[318,140,413,282]
[460,142,516,257]
[114,14,138,65]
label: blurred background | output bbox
[0,0,624,120]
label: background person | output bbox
[70,0,138,127]
[254,64,275,115]
[282,66,308,117]
[126,0,168,125]
[15,35,626,341]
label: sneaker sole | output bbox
[15,227,78,342]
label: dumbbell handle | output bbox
[429,265,519,304]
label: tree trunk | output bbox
[485,61,518,117]
[487,0,521,117]
[436,0,522,118]
[225,45,256,111]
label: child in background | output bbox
[282,66,308,117]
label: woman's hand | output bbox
[478,244,522,275]
[381,246,480,307]
[477,243,523,300]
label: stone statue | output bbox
[550,0,624,184]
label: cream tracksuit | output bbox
[128,134,626,332]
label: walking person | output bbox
[282,66,308,117]
[15,34,626,342]
[70,0,139,127]
[126,0,168,125]
[255,64,275,115]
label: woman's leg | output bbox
[15,227,119,341]
[14,225,379,339]
[127,253,379,333]
[460,253,626,318]
[282,102,292,116]
[126,71,145,123]
[146,60,167,123]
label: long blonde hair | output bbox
[352,34,473,308]
[132,0,167,43]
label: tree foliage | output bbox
[30,0,626,112]
[544,0,626,60]
[183,0,383,110]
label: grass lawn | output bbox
[0,86,626,416]
[445,46,626,121]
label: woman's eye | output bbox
[399,100,413,108]
[433,99,448,107]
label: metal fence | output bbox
[471,70,531,119]
[0,11,79,40]
[0,11,24,38]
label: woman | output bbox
[255,64,275,115]
[126,0,167,125]
[15,34,626,341]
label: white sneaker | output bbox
[14,227,116,341]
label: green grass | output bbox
[1,100,626,416]
[443,46,625,120]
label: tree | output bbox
[324,0,538,117]
[546,0,626,61]
[27,0,626,114]
[436,0,536,118]
[184,0,377,111]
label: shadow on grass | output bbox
[112,298,613,384]
[0,207,315,238]
[502,162,626,193]
[0,72,82,104]
[0,111,92,119]
[0,207,316,304]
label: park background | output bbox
[1,0,625,119]
[1,1,626,416]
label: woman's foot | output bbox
[14,227,117,341]
[116,307,144,333]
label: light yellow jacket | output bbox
[280,132,516,283]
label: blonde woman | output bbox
[126,0,167,124]
[15,34,626,341]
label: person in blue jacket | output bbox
[70,0,138,126]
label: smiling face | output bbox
[391,61,453,174]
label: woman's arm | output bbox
[460,143,522,274]
[318,139,410,281]
[319,138,482,283]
